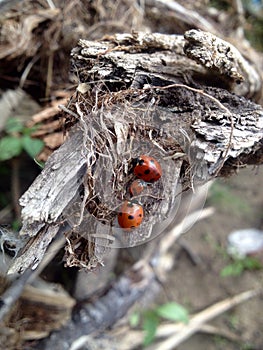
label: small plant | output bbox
[213,334,228,348]
[0,117,44,161]
[130,302,189,346]
[228,313,239,331]
[220,256,262,277]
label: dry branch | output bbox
[2,29,263,350]
[8,29,263,273]
[151,288,261,350]
[111,290,260,350]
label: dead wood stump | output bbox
[2,30,262,350]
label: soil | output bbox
[156,165,263,349]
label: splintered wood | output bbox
[9,30,263,274]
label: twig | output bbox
[45,0,56,9]
[151,288,261,350]
[159,206,215,256]
[155,323,241,342]
[195,324,241,342]
[113,322,241,350]
[178,238,203,266]
[152,0,216,34]
[19,54,40,89]
[58,105,79,119]
[45,52,54,98]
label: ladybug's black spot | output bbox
[139,159,145,166]
[131,226,135,228]
[149,178,155,182]
[128,215,134,220]
[137,173,143,177]
[144,169,150,175]
[119,213,122,216]
[139,214,142,217]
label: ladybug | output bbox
[118,200,144,229]
[133,155,162,182]
[129,179,147,197]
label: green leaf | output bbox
[155,302,189,323]
[129,312,140,328]
[21,135,44,159]
[220,262,243,277]
[5,117,24,133]
[143,311,159,346]
[0,136,23,161]
[243,257,262,270]
[22,125,40,136]
[12,219,21,231]
[220,256,262,278]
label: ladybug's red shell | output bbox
[118,200,144,229]
[129,179,147,197]
[134,155,162,183]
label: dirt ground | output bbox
[155,165,263,349]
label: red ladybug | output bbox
[133,155,162,182]
[129,179,147,197]
[118,200,144,229]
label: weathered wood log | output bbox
[2,28,262,350]
[8,30,263,276]
[0,0,262,348]
[5,30,263,348]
